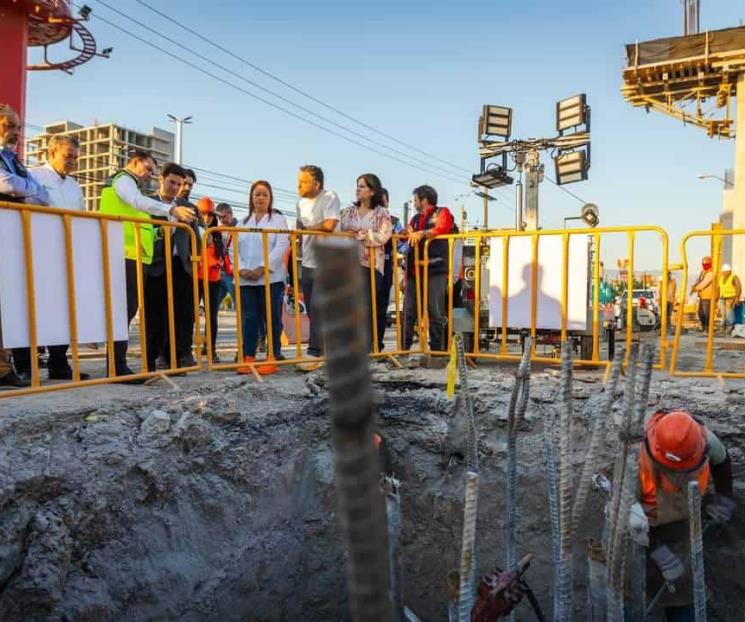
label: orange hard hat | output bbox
[645,410,708,472]
[197,197,215,214]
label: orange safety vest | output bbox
[638,447,710,526]
[198,243,222,283]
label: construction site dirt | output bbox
[1,362,744,621]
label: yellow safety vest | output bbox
[98,171,155,264]
[719,273,738,299]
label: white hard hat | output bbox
[722,263,732,271]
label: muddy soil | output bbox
[0,365,743,621]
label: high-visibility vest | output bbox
[99,171,155,264]
[638,446,710,526]
[719,273,738,299]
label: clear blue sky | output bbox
[25,0,745,268]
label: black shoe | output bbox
[113,366,145,384]
[177,354,197,368]
[48,367,91,381]
[0,370,31,388]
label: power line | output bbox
[133,0,472,177]
[89,0,467,184]
[544,175,588,205]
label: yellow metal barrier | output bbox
[200,227,410,378]
[416,226,670,369]
[0,201,201,397]
[669,229,744,378]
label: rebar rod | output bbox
[586,540,607,621]
[542,407,561,619]
[629,542,647,621]
[688,481,707,622]
[604,345,639,558]
[633,343,656,431]
[316,238,393,622]
[455,333,479,472]
[572,350,623,533]
[506,338,532,573]
[607,445,639,622]
[458,471,479,622]
[382,476,404,622]
[556,341,575,621]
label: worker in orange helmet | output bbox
[690,256,715,331]
[628,409,735,621]
[196,196,227,361]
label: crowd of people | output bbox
[0,103,460,387]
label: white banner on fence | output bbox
[488,235,589,330]
[0,210,128,348]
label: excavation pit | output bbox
[0,366,743,620]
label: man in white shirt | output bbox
[99,150,194,379]
[16,135,91,381]
[295,164,340,362]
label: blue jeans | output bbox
[217,271,235,311]
[240,282,284,358]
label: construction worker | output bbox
[717,263,741,335]
[629,410,735,620]
[98,150,194,379]
[690,256,715,332]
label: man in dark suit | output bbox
[145,163,200,369]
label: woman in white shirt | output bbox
[339,173,392,351]
[237,181,289,374]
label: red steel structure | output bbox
[0,0,101,145]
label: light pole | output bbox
[697,173,733,188]
[167,114,193,165]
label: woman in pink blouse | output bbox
[340,173,392,351]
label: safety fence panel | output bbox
[417,226,670,369]
[0,201,201,397]
[200,227,411,378]
[669,229,745,378]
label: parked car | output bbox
[617,289,659,331]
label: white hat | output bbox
[722,263,732,271]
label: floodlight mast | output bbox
[472,94,591,231]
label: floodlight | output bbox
[556,94,588,133]
[580,203,599,227]
[480,105,512,140]
[101,47,113,57]
[78,4,92,19]
[472,166,513,189]
[554,150,588,185]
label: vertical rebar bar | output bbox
[688,481,707,622]
[556,341,575,621]
[633,343,656,431]
[506,340,532,571]
[455,333,479,472]
[316,238,393,622]
[382,476,404,622]
[607,445,639,622]
[629,541,646,621]
[458,471,479,622]
[586,540,607,621]
[572,350,623,533]
[542,407,561,619]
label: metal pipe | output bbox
[688,481,707,622]
[315,237,393,622]
[458,471,479,622]
[572,349,623,533]
[556,341,575,621]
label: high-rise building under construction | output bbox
[25,121,175,211]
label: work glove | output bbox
[628,502,650,547]
[705,493,737,525]
[650,545,685,583]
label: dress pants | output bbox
[199,279,221,353]
[376,256,394,351]
[172,258,195,361]
[301,267,322,357]
[112,259,141,372]
[403,272,447,352]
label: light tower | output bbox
[0,1,108,148]
[167,114,193,165]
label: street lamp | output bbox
[167,114,193,165]
[698,173,733,188]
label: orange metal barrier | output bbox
[0,201,201,397]
[416,226,670,369]
[669,229,744,378]
[200,226,410,378]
